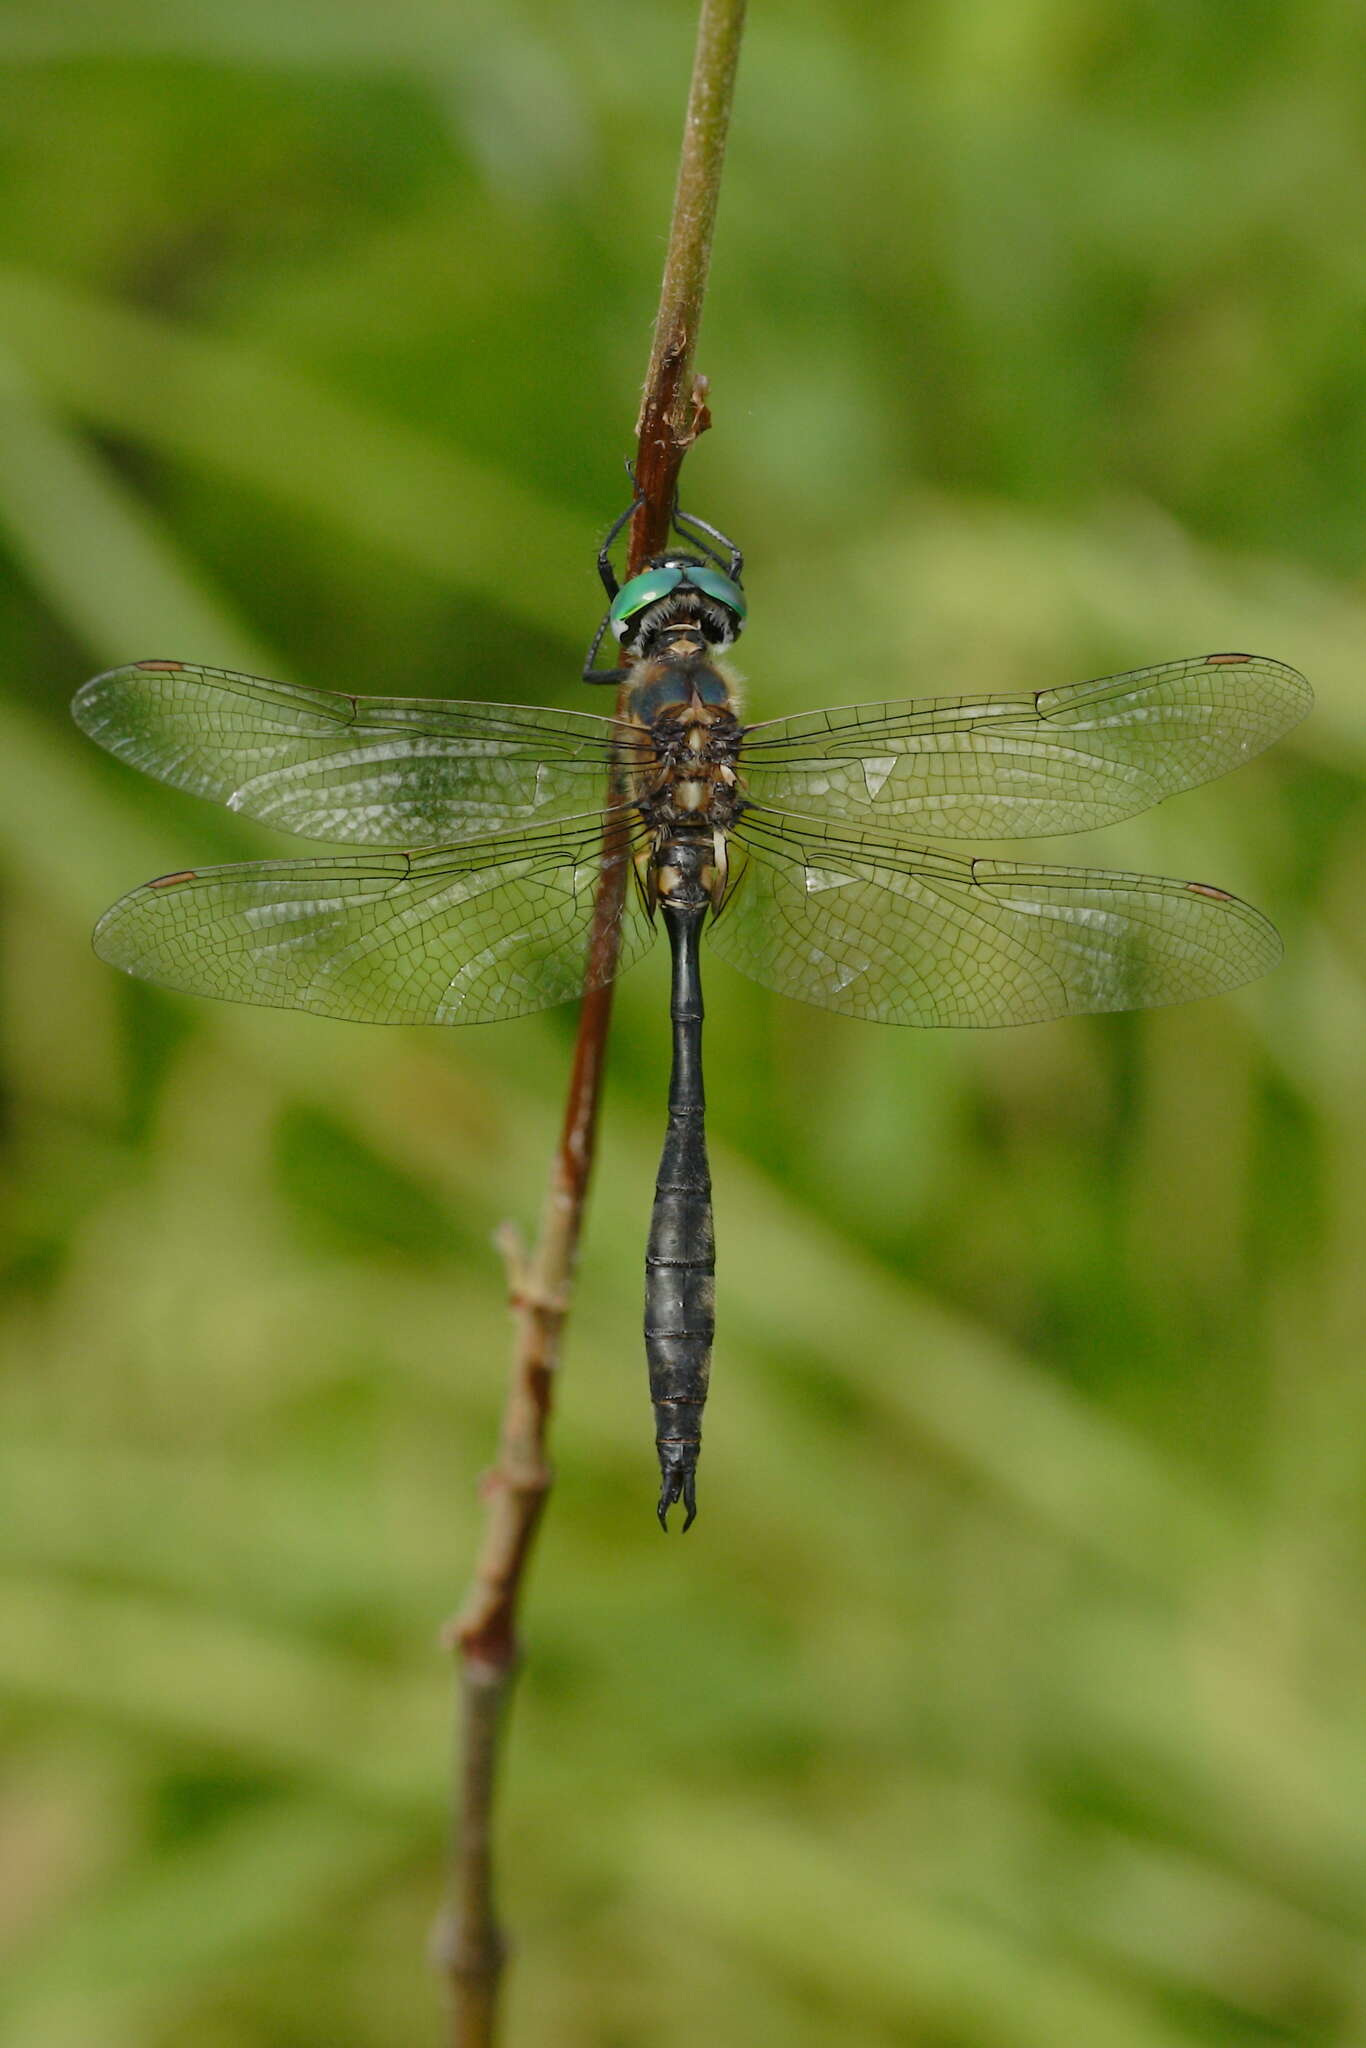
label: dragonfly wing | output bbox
[711,811,1281,1027]
[73,662,633,844]
[738,654,1311,837]
[92,814,655,1025]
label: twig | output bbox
[435,4,747,2041]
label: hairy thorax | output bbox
[622,643,747,912]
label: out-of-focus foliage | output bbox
[0,2,1362,2043]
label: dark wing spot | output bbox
[1185,881,1233,901]
[149,870,198,888]
[135,660,186,672]
[1204,652,1252,665]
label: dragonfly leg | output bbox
[671,503,744,582]
[585,487,648,683]
[596,487,646,600]
[581,611,630,685]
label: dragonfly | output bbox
[73,499,1311,1528]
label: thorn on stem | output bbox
[685,371,712,443]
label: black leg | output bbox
[596,489,645,601]
[582,612,630,685]
[671,504,744,582]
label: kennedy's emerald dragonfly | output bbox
[74,505,1311,1526]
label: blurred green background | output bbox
[1,2,1362,2043]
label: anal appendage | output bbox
[656,1436,699,1531]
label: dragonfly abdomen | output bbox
[645,850,715,1531]
[645,1096,714,1534]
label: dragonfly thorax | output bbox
[627,685,746,910]
[626,648,739,727]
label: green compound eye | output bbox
[609,565,684,635]
[686,566,747,623]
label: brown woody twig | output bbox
[434,5,747,2042]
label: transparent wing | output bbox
[709,809,1281,1027]
[73,662,637,845]
[738,654,1311,838]
[92,812,655,1025]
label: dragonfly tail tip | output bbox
[656,1450,699,1532]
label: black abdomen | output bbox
[645,889,714,1530]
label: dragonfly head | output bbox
[608,554,747,654]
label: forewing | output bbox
[710,811,1281,1026]
[73,662,633,845]
[92,814,655,1025]
[738,654,1311,838]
